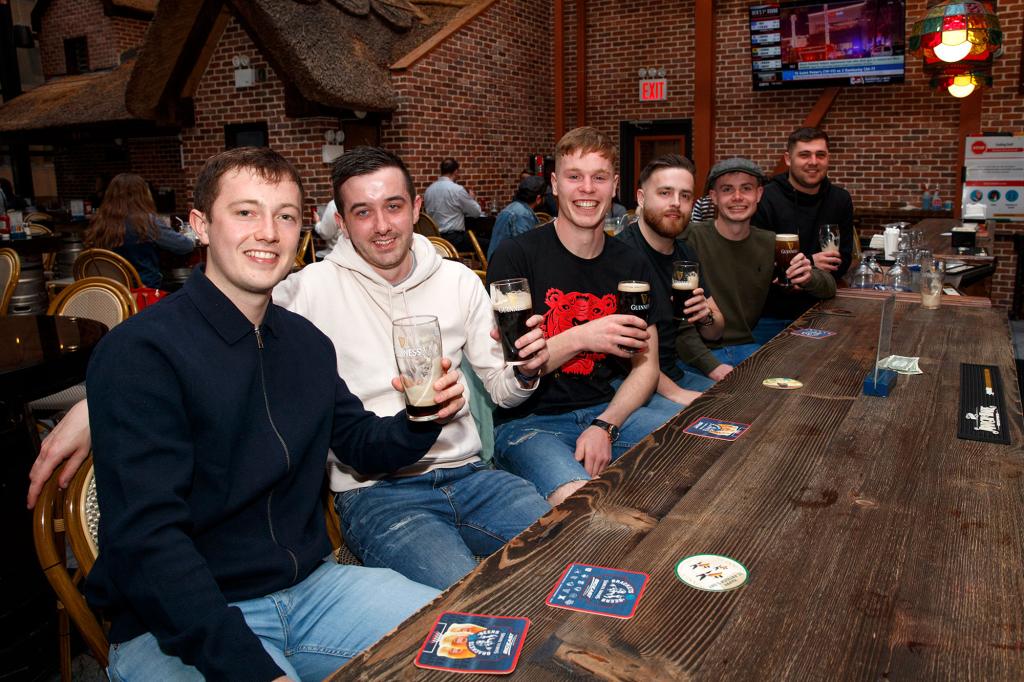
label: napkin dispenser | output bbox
[951,226,977,249]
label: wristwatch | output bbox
[590,418,620,443]
[699,311,715,327]
[513,366,539,388]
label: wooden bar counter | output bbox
[329,296,1023,681]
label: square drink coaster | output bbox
[414,612,530,674]
[683,416,750,441]
[958,364,1011,444]
[545,562,650,619]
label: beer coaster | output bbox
[414,612,530,674]
[675,554,748,592]
[762,377,803,390]
[790,327,836,339]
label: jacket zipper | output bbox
[255,325,299,582]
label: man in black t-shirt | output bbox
[488,127,677,506]
[616,154,730,395]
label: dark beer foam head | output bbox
[776,233,799,242]
[618,281,650,293]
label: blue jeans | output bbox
[493,401,677,499]
[106,562,438,681]
[751,316,793,345]
[336,462,549,590]
[710,343,761,366]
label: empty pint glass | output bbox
[393,315,443,421]
[774,233,800,286]
[819,224,839,253]
[617,280,651,354]
[921,259,943,309]
[671,260,700,320]
[490,277,534,365]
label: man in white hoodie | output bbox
[273,147,551,589]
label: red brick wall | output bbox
[127,136,188,213]
[381,0,554,210]
[112,15,151,58]
[38,0,115,77]
[181,16,337,212]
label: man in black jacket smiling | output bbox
[85,147,462,681]
[753,127,855,279]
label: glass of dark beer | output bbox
[617,280,650,354]
[490,278,534,365]
[393,315,444,421]
[671,260,700,320]
[774,233,800,286]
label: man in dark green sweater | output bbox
[682,157,836,368]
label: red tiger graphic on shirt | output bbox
[541,288,617,375]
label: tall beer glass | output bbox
[617,280,650,354]
[671,260,700,320]
[393,315,443,421]
[490,278,533,365]
[819,224,839,253]
[774,233,800,286]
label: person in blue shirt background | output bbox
[486,175,545,260]
[84,172,195,287]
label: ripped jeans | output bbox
[492,401,677,500]
[336,462,549,590]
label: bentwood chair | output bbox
[25,211,54,226]
[24,223,57,272]
[0,247,19,314]
[293,229,315,270]
[414,212,441,238]
[29,278,136,412]
[465,229,487,270]
[33,456,108,681]
[533,211,553,225]
[427,235,460,260]
[73,248,144,290]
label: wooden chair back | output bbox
[0,247,19,314]
[73,248,144,289]
[427,235,460,260]
[33,457,108,677]
[25,211,53,225]
[24,222,52,237]
[48,277,136,329]
[293,229,315,270]
[466,229,487,269]
[534,211,553,224]
[415,212,441,238]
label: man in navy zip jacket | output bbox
[84,148,462,681]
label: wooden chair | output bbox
[427,235,460,260]
[73,248,144,290]
[25,211,54,225]
[0,247,19,314]
[415,212,441,238]
[465,229,487,270]
[24,223,57,272]
[472,269,487,288]
[293,229,315,270]
[33,456,108,681]
[30,278,136,411]
[534,211,553,224]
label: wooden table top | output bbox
[329,297,1024,681]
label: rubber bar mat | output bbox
[958,364,1011,445]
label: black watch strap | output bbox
[590,418,620,443]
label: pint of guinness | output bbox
[490,278,534,365]
[774,233,800,286]
[617,280,650,354]
[393,315,444,421]
[671,260,700,320]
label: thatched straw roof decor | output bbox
[0,62,136,133]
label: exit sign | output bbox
[639,78,668,101]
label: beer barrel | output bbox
[8,258,48,315]
[54,233,84,279]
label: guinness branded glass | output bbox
[617,280,650,354]
[774,233,800,286]
[393,315,443,421]
[671,260,700,320]
[490,277,534,365]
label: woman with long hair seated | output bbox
[84,173,195,288]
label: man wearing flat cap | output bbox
[682,157,836,368]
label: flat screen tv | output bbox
[749,0,906,90]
